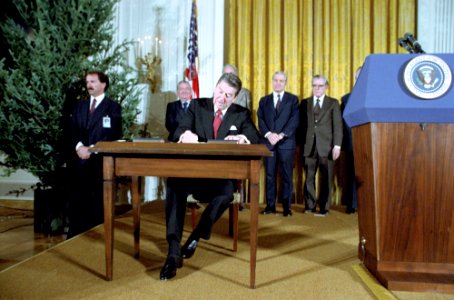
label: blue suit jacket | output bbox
[257,92,300,150]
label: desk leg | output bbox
[249,160,260,289]
[103,156,115,281]
[131,176,141,258]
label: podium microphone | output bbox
[398,37,414,53]
[403,32,425,53]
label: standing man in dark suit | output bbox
[67,70,122,238]
[341,67,361,214]
[257,71,299,217]
[299,74,342,216]
[165,81,192,141]
[160,73,260,281]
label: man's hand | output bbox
[178,130,199,143]
[267,132,283,146]
[332,147,341,160]
[76,146,91,160]
[224,134,250,144]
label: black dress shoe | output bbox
[181,239,198,259]
[283,209,293,217]
[261,206,276,214]
[346,208,356,214]
[159,255,183,281]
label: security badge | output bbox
[103,116,111,128]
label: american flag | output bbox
[185,0,199,98]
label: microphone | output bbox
[403,32,425,53]
[398,37,414,53]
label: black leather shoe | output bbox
[346,208,356,214]
[160,255,183,281]
[283,209,293,217]
[181,239,198,259]
[261,206,276,214]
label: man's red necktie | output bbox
[90,98,97,114]
[213,109,222,139]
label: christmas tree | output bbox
[0,0,141,188]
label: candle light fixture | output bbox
[135,36,162,93]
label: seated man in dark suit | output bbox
[160,73,261,281]
[165,81,192,141]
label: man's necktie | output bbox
[183,101,188,112]
[90,98,97,114]
[275,94,282,112]
[314,98,321,116]
[213,109,222,139]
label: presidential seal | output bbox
[403,54,452,99]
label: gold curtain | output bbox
[226,0,415,113]
[225,0,416,205]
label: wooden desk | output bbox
[91,141,272,288]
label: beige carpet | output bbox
[0,200,452,300]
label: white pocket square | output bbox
[229,125,238,130]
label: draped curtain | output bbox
[226,0,416,114]
[226,0,416,205]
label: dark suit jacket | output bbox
[340,93,353,151]
[165,100,187,142]
[70,97,122,149]
[173,98,260,144]
[299,96,342,157]
[257,92,300,150]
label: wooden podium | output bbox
[344,54,454,293]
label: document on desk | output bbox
[206,139,239,144]
[132,138,165,143]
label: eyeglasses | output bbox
[312,84,326,88]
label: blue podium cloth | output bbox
[343,54,454,127]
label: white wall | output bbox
[418,0,454,53]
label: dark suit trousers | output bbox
[345,150,358,210]
[303,147,334,212]
[67,155,104,238]
[264,148,295,209]
[165,178,235,252]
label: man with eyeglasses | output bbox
[298,74,342,216]
[159,73,261,281]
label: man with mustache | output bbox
[160,73,260,280]
[67,70,122,238]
